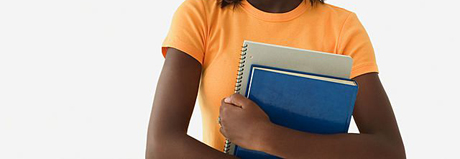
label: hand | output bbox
[219,93,274,151]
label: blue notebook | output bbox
[233,64,358,158]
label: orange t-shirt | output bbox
[161,0,378,151]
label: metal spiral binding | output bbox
[223,43,248,154]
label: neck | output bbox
[246,0,304,13]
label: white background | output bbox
[1,0,459,158]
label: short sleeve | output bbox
[337,12,379,79]
[161,0,207,65]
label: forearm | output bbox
[146,132,237,159]
[260,124,405,159]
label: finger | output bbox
[219,97,226,115]
[223,95,243,108]
[220,102,239,124]
[222,102,241,113]
[225,93,252,109]
[220,98,240,118]
[219,126,227,138]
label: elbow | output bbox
[145,139,161,159]
[385,144,406,159]
[145,129,164,159]
[379,136,406,159]
[146,129,184,159]
[364,132,406,159]
[392,142,406,159]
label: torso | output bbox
[196,0,354,151]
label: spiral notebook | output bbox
[224,40,358,158]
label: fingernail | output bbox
[224,97,231,103]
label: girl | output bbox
[146,0,405,158]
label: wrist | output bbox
[253,122,279,152]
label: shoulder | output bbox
[170,0,217,23]
[314,2,356,22]
[173,0,226,19]
[323,3,353,13]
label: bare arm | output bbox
[145,48,236,158]
[220,73,405,159]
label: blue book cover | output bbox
[233,64,358,158]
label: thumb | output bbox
[224,93,252,109]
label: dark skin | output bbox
[146,48,237,159]
[146,0,405,158]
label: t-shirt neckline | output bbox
[240,0,310,22]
